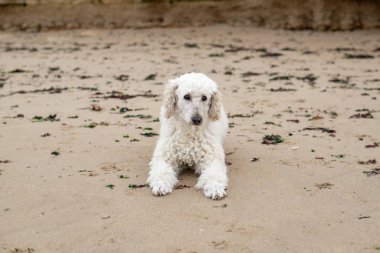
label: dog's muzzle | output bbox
[191,114,202,125]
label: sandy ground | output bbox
[0,26,379,253]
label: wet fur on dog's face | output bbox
[163,73,221,126]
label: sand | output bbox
[0,26,379,253]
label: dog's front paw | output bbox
[201,183,227,200]
[150,180,174,196]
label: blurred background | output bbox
[0,0,380,31]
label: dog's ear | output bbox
[208,91,222,121]
[163,79,179,118]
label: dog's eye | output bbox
[201,95,207,101]
[184,94,191,100]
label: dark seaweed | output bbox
[358,159,377,165]
[128,184,148,188]
[344,53,374,59]
[262,135,284,145]
[103,90,157,100]
[365,142,379,148]
[270,88,297,92]
[144,74,157,81]
[140,132,159,137]
[349,112,374,119]
[303,127,336,133]
[114,74,129,81]
[363,168,380,177]
[184,43,199,48]
[260,52,283,58]
[241,71,261,78]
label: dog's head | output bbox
[163,73,222,126]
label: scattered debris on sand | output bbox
[358,159,377,165]
[363,168,380,177]
[303,127,336,134]
[262,135,284,145]
[315,183,334,189]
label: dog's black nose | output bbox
[191,115,202,125]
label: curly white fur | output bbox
[147,73,229,200]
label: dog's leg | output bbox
[147,159,178,196]
[195,159,227,200]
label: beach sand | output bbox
[0,26,379,253]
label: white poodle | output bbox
[147,72,229,200]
